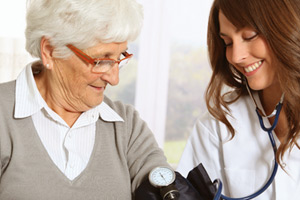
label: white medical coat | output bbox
[177,92,300,199]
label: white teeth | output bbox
[244,61,262,73]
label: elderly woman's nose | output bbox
[101,67,119,86]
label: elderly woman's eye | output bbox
[95,60,113,66]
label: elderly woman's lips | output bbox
[89,85,105,92]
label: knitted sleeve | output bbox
[103,97,170,195]
[0,81,15,179]
[124,105,170,193]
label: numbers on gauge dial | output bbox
[149,167,175,187]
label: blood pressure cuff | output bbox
[135,163,216,200]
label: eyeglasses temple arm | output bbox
[67,44,95,65]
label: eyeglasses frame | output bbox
[66,44,133,72]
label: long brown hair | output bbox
[206,0,300,165]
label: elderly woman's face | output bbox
[52,42,127,112]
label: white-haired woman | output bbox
[0,0,170,199]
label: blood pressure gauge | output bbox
[149,166,179,200]
[149,166,176,187]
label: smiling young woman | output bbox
[177,0,300,199]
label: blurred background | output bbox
[0,0,213,168]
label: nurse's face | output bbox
[218,11,278,91]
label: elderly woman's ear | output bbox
[40,37,54,70]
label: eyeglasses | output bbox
[66,44,133,73]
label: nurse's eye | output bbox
[224,41,233,47]
[221,38,232,47]
[219,33,233,47]
[221,36,232,47]
[243,31,258,41]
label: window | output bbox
[107,0,214,167]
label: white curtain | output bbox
[0,1,33,83]
[0,37,32,83]
[135,0,171,148]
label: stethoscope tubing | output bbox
[212,98,283,200]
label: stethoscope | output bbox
[213,80,285,200]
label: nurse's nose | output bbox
[230,42,249,64]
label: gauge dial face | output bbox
[149,166,176,187]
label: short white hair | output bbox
[25,0,143,59]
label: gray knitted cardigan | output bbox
[0,80,169,200]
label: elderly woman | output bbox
[0,0,170,199]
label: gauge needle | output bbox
[159,173,167,184]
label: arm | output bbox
[177,113,227,185]
[124,105,170,193]
[132,111,220,199]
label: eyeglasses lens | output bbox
[119,58,130,69]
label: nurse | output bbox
[177,0,300,199]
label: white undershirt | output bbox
[14,62,124,180]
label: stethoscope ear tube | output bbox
[212,80,283,200]
[256,103,282,132]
